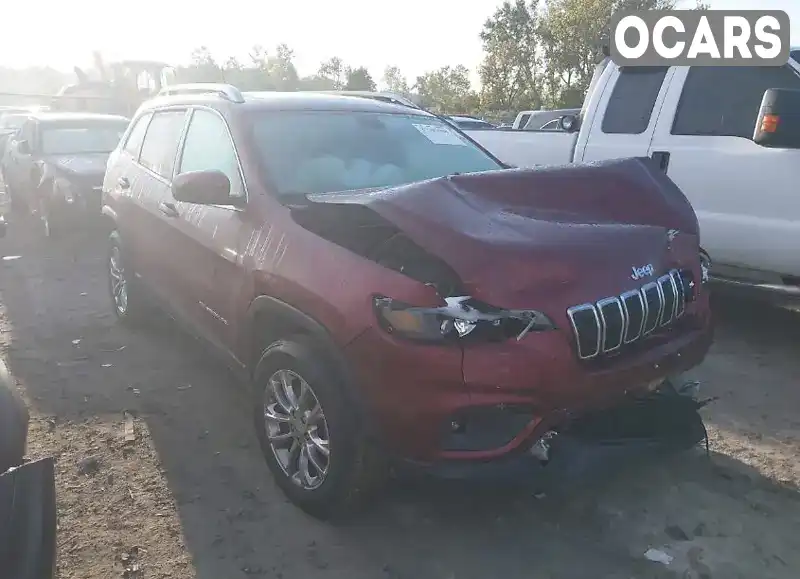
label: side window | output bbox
[123,113,152,159]
[177,109,244,198]
[673,66,800,138]
[602,67,669,134]
[518,113,531,129]
[139,110,187,179]
[540,119,561,131]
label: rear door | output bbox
[648,65,800,279]
[104,111,152,268]
[577,66,673,163]
[169,107,249,355]
[128,108,190,309]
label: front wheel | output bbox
[253,337,384,519]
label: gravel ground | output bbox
[1,217,798,579]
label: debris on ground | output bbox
[644,548,673,566]
[665,524,690,541]
[78,456,101,476]
[124,413,136,443]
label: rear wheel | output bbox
[253,337,384,519]
[108,231,149,325]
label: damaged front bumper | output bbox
[398,382,711,489]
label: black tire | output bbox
[0,358,28,473]
[253,336,384,519]
[108,230,150,325]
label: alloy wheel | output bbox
[263,369,331,490]
[109,245,128,316]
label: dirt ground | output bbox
[1,217,799,579]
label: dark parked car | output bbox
[102,83,713,518]
[3,112,129,236]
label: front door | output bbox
[169,107,249,356]
[648,64,800,280]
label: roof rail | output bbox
[157,83,245,103]
[315,90,422,110]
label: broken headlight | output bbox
[373,295,556,344]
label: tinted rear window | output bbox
[673,66,800,138]
[139,110,187,179]
[602,67,668,134]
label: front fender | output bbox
[0,458,57,579]
[243,295,376,438]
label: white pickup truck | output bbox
[466,50,800,300]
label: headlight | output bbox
[54,177,75,203]
[373,295,556,344]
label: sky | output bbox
[0,0,797,85]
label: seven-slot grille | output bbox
[566,269,691,360]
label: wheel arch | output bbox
[244,295,374,435]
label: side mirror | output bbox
[16,139,30,155]
[171,170,232,205]
[559,114,579,133]
[753,88,800,149]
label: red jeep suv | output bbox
[102,84,713,517]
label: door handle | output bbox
[158,201,179,218]
[651,151,670,173]
[118,176,130,189]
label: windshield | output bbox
[792,49,800,65]
[40,123,128,155]
[0,115,27,130]
[251,111,502,195]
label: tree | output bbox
[318,57,347,90]
[479,0,542,113]
[537,0,676,107]
[344,67,376,91]
[414,65,476,113]
[381,66,410,94]
[186,46,224,82]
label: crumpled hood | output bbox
[306,157,701,309]
[44,153,109,179]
